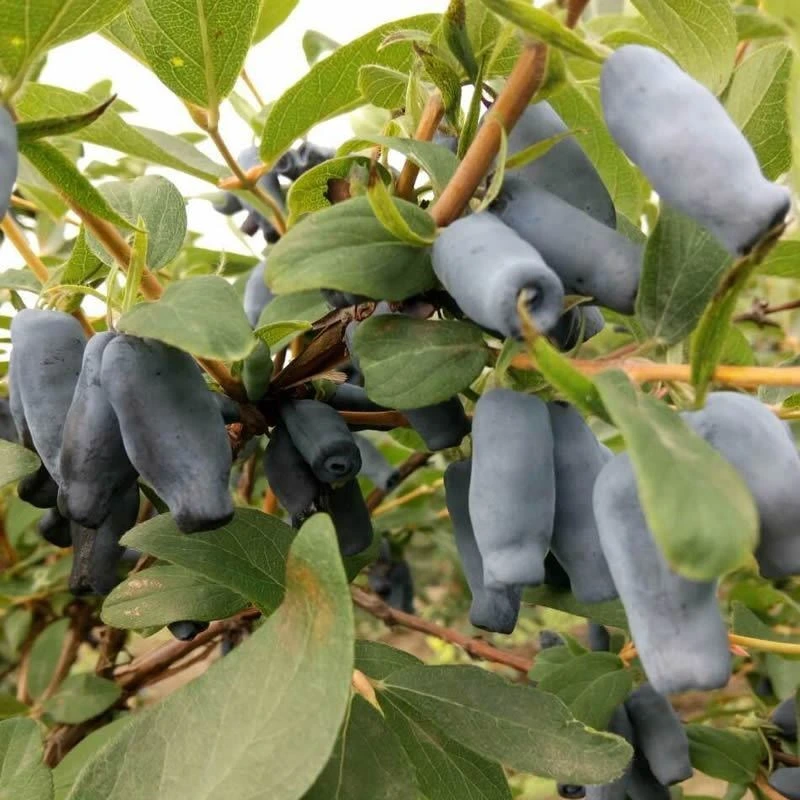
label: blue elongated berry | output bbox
[101,336,233,534]
[682,392,800,578]
[492,177,642,314]
[37,508,72,549]
[279,399,361,484]
[318,479,373,556]
[263,423,319,523]
[243,261,274,327]
[548,403,617,603]
[625,682,692,785]
[770,768,800,800]
[549,305,605,351]
[593,453,731,694]
[601,45,790,255]
[772,696,798,740]
[508,102,616,228]
[0,107,18,220]
[588,623,610,653]
[58,332,138,528]
[432,212,565,338]
[10,309,87,484]
[444,459,521,634]
[469,389,556,589]
[354,434,400,491]
[169,620,210,641]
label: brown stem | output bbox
[395,92,445,201]
[206,127,287,236]
[263,487,278,515]
[338,410,410,429]
[735,297,800,324]
[566,0,592,27]
[1,215,94,335]
[429,43,548,227]
[37,605,90,704]
[366,451,431,511]
[511,353,800,389]
[237,454,257,503]
[351,586,532,673]
[240,68,265,107]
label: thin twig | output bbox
[511,353,800,389]
[366,451,431,511]
[430,43,548,227]
[206,127,287,236]
[263,487,278,514]
[395,92,445,201]
[373,479,444,517]
[735,297,800,324]
[351,586,532,673]
[240,68,265,107]
[566,0,592,27]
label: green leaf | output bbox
[20,140,135,229]
[537,652,623,703]
[268,197,436,301]
[253,320,311,350]
[569,669,633,731]
[358,65,409,110]
[286,156,391,224]
[260,15,440,162]
[479,0,606,63]
[725,42,793,180]
[0,695,29,720]
[117,275,255,361]
[302,30,341,66]
[86,175,187,270]
[0,0,130,96]
[304,695,416,800]
[548,82,644,220]
[629,0,738,93]
[253,0,298,43]
[0,266,43,294]
[686,725,765,784]
[16,84,226,183]
[120,508,294,616]
[383,665,633,784]
[354,641,421,681]
[379,690,512,800]
[16,96,115,143]
[594,370,758,580]
[417,46,462,124]
[354,316,489,409]
[42,675,121,725]
[68,515,354,800]
[523,585,629,630]
[367,176,437,246]
[363,135,460,196]
[0,441,40,489]
[27,618,70,702]
[735,7,789,40]
[52,716,132,800]
[125,0,261,109]
[56,228,106,287]
[257,290,328,328]
[636,206,732,344]
[101,564,247,629]
[0,718,53,800]
[760,237,800,277]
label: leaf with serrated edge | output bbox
[67,514,354,800]
[118,275,255,361]
[383,664,633,784]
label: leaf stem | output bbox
[351,585,533,673]
[728,633,800,657]
[206,127,287,236]
[395,92,445,201]
[429,42,548,226]
[240,68,265,107]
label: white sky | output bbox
[29,0,444,258]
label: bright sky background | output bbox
[29,0,445,259]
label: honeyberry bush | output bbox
[3,0,800,798]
